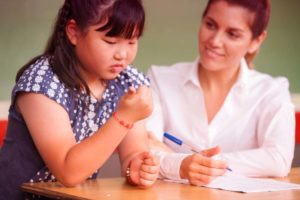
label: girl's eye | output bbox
[104,40,117,44]
[103,36,118,44]
[129,40,137,45]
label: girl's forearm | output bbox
[54,117,130,186]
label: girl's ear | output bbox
[66,19,80,45]
[248,31,267,54]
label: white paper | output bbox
[163,172,300,193]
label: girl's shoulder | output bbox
[12,56,71,109]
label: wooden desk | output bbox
[22,168,300,200]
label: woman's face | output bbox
[198,1,262,71]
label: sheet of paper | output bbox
[163,172,300,193]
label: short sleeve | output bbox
[12,57,71,112]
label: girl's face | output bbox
[67,20,138,81]
[198,1,264,71]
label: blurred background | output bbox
[0,0,299,100]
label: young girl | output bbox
[147,0,295,186]
[0,0,159,199]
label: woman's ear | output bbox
[248,31,267,54]
[65,19,80,45]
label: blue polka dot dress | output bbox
[0,56,150,199]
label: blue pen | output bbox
[163,132,232,171]
[163,132,199,153]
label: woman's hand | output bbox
[116,86,153,124]
[127,152,160,188]
[180,146,228,186]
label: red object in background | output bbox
[296,112,300,144]
[0,120,8,147]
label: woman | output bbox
[147,0,295,186]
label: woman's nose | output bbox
[209,32,223,47]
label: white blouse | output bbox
[146,58,295,180]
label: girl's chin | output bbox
[101,72,120,80]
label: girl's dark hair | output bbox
[16,0,145,94]
[202,0,270,39]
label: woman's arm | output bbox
[221,101,295,177]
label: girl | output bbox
[0,0,159,199]
[147,0,295,186]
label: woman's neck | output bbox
[198,63,240,124]
[198,63,240,92]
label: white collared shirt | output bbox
[146,58,295,180]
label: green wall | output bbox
[0,0,299,100]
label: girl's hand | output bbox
[180,146,228,186]
[127,152,160,188]
[116,86,153,123]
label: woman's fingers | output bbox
[188,171,218,185]
[186,153,228,170]
[201,146,220,157]
[185,163,226,186]
[180,153,227,185]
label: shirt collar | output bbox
[182,57,250,92]
[234,58,250,93]
[182,57,201,87]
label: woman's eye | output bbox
[228,31,240,39]
[205,21,216,30]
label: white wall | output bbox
[0,101,9,119]
[293,94,300,111]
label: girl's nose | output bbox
[114,48,127,60]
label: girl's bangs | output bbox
[96,1,145,38]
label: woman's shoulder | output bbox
[249,70,290,91]
[147,61,195,88]
[248,70,291,104]
[148,61,194,77]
